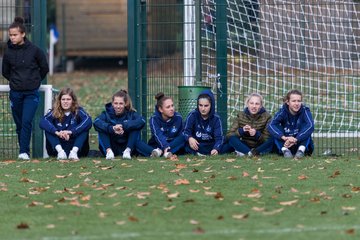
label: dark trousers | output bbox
[136,135,186,156]
[97,130,140,156]
[274,137,314,155]
[9,89,39,154]
[45,131,90,157]
[228,136,274,155]
[185,142,233,155]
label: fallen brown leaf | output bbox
[174,179,190,185]
[17,222,29,229]
[279,199,298,206]
[232,213,249,220]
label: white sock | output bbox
[71,147,79,153]
[281,147,289,153]
[124,147,131,153]
[298,145,305,152]
[55,145,64,153]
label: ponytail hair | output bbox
[9,16,26,33]
[112,89,135,112]
[155,92,172,110]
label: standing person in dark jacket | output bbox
[2,17,49,160]
[39,88,92,160]
[93,90,145,160]
[227,93,274,157]
[183,89,231,156]
[268,89,314,159]
[136,92,184,158]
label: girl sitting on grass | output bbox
[136,92,184,158]
[183,89,231,156]
[93,89,145,160]
[268,89,314,159]
[227,93,274,157]
[39,87,92,160]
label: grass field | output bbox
[1,154,360,240]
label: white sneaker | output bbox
[68,150,79,160]
[18,153,30,160]
[57,150,67,160]
[235,151,245,157]
[196,152,206,157]
[122,148,131,160]
[106,149,115,160]
[163,151,173,159]
[150,148,162,157]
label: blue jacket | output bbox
[2,38,49,91]
[93,103,145,143]
[39,107,92,137]
[148,106,183,149]
[183,89,224,151]
[268,104,314,142]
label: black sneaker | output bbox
[283,149,293,158]
[295,150,305,159]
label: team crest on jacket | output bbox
[171,126,177,133]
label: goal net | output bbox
[198,0,360,151]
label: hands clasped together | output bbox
[55,130,72,141]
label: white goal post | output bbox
[0,84,53,158]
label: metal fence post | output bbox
[31,0,47,158]
[216,0,228,132]
[140,0,147,138]
[128,0,140,112]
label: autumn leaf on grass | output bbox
[190,219,199,225]
[351,187,360,192]
[163,205,176,211]
[225,158,236,163]
[98,212,107,218]
[128,216,139,222]
[193,227,205,234]
[345,229,355,235]
[297,174,308,180]
[46,224,55,229]
[279,199,298,206]
[20,177,38,183]
[17,222,29,229]
[214,192,224,200]
[115,221,126,225]
[329,170,340,178]
[79,172,92,177]
[252,207,265,212]
[136,192,151,199]
[174,179,190,185]
[124,178,134,182]
[263,208,284,215]
[99,165,114,170]
[342,206,356,211]
[232,213,249,220]
[167,192,180,198]
[243,189,262,198]
[81,195,91,201]
[27,201,44,207]
[137,202,148,207]
[92,160,101,165]
[242,171,249,177]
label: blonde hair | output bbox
[245,93,264,107]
